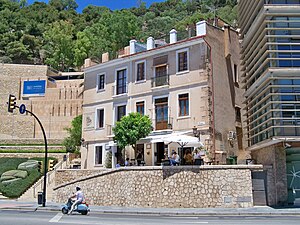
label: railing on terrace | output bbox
[112,85,128,96]
[151,75,169,88]
[152,117,173,131]
[32,154,69,198]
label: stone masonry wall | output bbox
[53,165,262,208]
[251,144,287,206]
[55,170,108,186]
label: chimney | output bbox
[147,37,155,50]
[169,29,177,44]
[84,58,92,68]
[224,24,231,58]
[196,21,207,36]
[130,39,137,54]
[102,52,109,63]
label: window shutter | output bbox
[153,55,168,66]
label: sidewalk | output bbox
[0,199,300,216]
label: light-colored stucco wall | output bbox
[82,22,245,169]
[205,25,247,162]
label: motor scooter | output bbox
[61,198,90,215]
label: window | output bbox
[117,105,126,121]
[152,65,168,87]
[233,64,238,84]
[178,93,189,117]
[116,69,127,95]
[136,101,145,115]
[177,49,189,73]
[235,106,241,122]
[97,74,105,91]
[96,108,104,129]
[95,146,103,165]
[136,61,145,81]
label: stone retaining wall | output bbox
[55,169,108,186]
[53,165,263,208]
[0,139,63,145]
[0,153,66,161]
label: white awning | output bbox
[139,131,204,147]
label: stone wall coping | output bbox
[54,164,263,190]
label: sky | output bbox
[27,0,167,12]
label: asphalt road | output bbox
[0,210,300,225]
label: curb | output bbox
[2,206,300,216]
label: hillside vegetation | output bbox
[0,0,237,71]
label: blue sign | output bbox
[19,104,26,114]
[23,80,46,96]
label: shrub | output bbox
[0,158,27,176]
[0,157,53,198]
[105,151,112,168]
[0,169,40,198]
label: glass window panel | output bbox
[136,62,145,81]
[178,93,189,116]
[97,109,104,128]
[95,146,103,165]
[178,51,188,72]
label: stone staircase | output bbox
[19,156,69,202]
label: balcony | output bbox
[152,117,173,131]
[112,85,128,97]
[151,75,169,88]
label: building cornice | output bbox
[84,37,205,74]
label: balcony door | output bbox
[155,97,168,130]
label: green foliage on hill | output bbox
[0,0,237,70]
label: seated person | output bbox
[170,151,180,166]
[125,158,129,167]
[184,149,193,165]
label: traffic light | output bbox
[48,160,55,171]
[38,161,43,173]
[7,94,16,113]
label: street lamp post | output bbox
[13,104,48,207]
[24,108,48,207]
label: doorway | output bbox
[156,142,166,164]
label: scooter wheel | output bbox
[62,208,69,214]
[81,211,88,215]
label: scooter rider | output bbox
[69,186,84,214]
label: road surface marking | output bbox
[181,222,209,224]
[49,213,62,223]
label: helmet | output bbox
[76,186,81,191]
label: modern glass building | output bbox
[239,0,300,146]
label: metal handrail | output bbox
[32,154,69,198]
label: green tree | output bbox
[42,20,75,71]
[49,0,78,11]
[73,31,91,68]
[63,115,82,153]
[113,113,152,152]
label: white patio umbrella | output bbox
[162,134,204,148]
